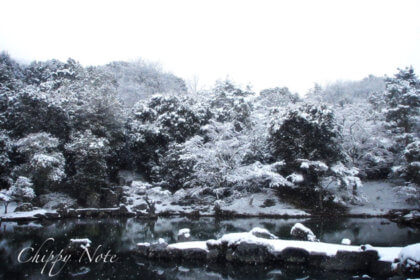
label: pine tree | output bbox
[384,67,420,183]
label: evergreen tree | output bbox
[384,67,420,183]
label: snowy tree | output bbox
[127,95,211,176]
[4,87,70,139]
[383,67,420,183]
[0,52,24,92]
[269,104,344,167]
[384,67,419,136]
[13,133,65,193]
[65,130,110,206]
[258,87,300,107]
[213,79,254,97]
[336,102,393,179]
[211,81,253,121]
[269,104,362,210]
[0,190,11,213]
[0,130,12,187]
[306,75,385,105]
[101,60,187,106]
[0,176,36,213]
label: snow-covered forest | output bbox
[0,52,418,213]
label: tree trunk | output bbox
[4,202,9,214]
[318,191,323,213]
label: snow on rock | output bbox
[341,238,352,245]
[168,241,209,251]
[250,227,278,239]
[131,180,152,189]
[399,244,420,271]
[218,189,309,217]
[140,227,417,276]
[177,228,191,242]
[70,238,92,249]
[123,181,210,215]
[290,223,318,242]
[67,238,92,253]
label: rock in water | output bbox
[178,228,191,242]
[341,238,352,245]
[250,227,278,239]
[290,223,318,242]
[65,238,92,255]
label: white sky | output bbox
[1,0,419,94]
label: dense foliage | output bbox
[0,52,418,210]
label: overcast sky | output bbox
[1,0,419,94]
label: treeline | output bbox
[0,53,418,209]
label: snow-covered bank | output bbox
[136,227,420,278]
[122,181,310,217]
[1,180,418,222]
[122,179,417,218]
[0,209,58,221]
[349,181,419,216]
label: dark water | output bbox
[0,217,419,280]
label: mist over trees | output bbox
[0,52,418,210]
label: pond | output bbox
[0,217,419,280]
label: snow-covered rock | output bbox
[399,244,420,274]
[290,223,318,242]
[250,227,278,239]
[341,238,352,245]
[131,180,152,190]
[177,228,191,242]
[138,228,416,277]
[14,203,33,212]
[66,238,92,254]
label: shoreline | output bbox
[1,207,418,223]
[134,228,420,278]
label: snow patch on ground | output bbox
[0,209,55,219]
[219,189,309,216]
[124,180,308,217]
[349,180,420,215]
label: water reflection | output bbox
[0,217,418,280]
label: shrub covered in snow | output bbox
[268,104,363,209]
[0,176,36,213]
[65,130,110,206]
[13,132,65,193]
[127,95,211,177]
[0,54,418,211]
[269,104,344,166]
